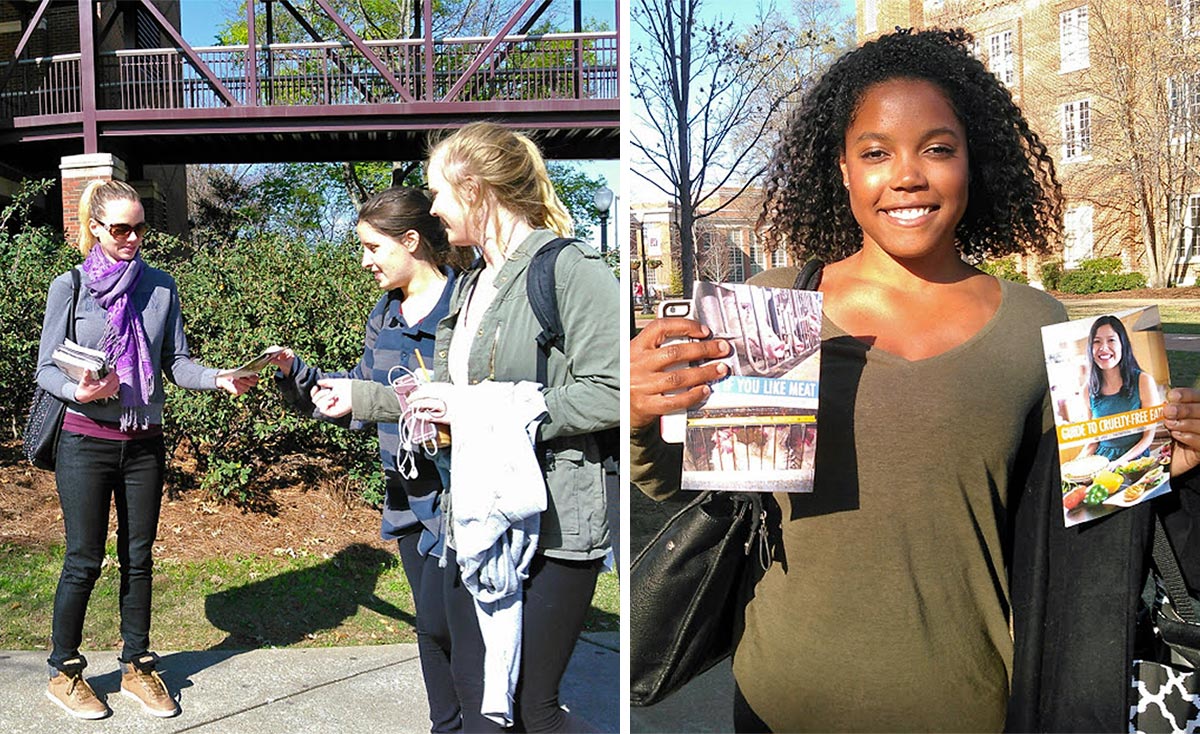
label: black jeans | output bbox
[49,430,165,672]
[397,533,460,732]
[444,548,602,733]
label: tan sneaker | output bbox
[45,670,109,719]
[120,665,179,718]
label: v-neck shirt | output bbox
[730,274,1067,732]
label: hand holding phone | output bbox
[656,300,694,442]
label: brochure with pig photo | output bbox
[1041,306,1173,527]
[681,281,823,492]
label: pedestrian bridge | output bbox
[0,0,619,167]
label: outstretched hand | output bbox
[1166,388,1200,478]
[217,375,258,396]
[267,348,297,377]
[312,378,353,418]
[629,317,731,432]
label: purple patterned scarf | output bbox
[82,247,155,430]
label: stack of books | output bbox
[52,339,109,382]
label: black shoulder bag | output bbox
[22,268,81,471]
[629,261,822,707]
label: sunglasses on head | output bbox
[94,219,148,240]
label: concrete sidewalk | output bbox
[0,632,618,733]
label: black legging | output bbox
[396,533,459,732]
[443,548,602,733]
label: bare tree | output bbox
[1057,0,1200,286]
[696,220,737,283]
[631,0,830,296]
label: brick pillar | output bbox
[60,153,127,247]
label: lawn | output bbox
[0,542,619,651]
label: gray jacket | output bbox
[352,230,619,560]
[36,265,220,424]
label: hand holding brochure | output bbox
[681,282,823,492]
[218,345,287,378]
[52,339,109,382]
[1041,306,1173,527]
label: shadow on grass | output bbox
[84,544,416,701]
[204,542,413,650]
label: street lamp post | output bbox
[639,218,652,314]
[593,185,614,255]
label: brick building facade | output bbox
[630,187,796,297]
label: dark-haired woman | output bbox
[313,123,619,733]
[1076,314,1162,465]
[269,187,466,733]
[38,180,256,720]
[628,28,1200,732]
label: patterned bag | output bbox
[21,387,66,470]
[1131,516,1200,734]
[20,268,79,472]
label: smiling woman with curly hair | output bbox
[759,27,1061,264]
[629,27,1200,733]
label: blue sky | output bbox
[176,1,620,245]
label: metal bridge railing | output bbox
[0,31,617,118]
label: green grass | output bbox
[0,542,619,651]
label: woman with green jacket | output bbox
[312,122,619,733]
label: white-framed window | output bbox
[771,244,786,268]
[864,0,877,35]
[1063,205,1094,267]
[744,229,764,277]
[1061,99,1092,161]
[1060,6,1089,72]
[728,231,744,283]
[1169,0,1200,36]
[1178,194,1200,260]
[987,30,1016,87]
[1168,74,1200,137]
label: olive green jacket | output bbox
[354,229,619,561]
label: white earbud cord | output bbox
[388,365,439,478]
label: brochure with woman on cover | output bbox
[681,281,823,492]
[1041,306,1173,527]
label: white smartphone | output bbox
[657,299,693,443]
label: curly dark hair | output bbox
[760,27,1061,263]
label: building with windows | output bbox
[630,187,797,297]
[856,0,1200,286]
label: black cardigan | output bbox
[1007,428,1200,732]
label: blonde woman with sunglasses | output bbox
[34,180,255,721]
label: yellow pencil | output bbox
[414,351,430,381]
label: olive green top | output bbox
[631,270,1066,732]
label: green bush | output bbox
[1039,260,1063,291]
[0,180,76,437]
[1055,257,1147,294]
[156,232,383,506]
[978,257,1029,284]
[667,267,683,296]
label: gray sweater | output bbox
[36,264,220,425]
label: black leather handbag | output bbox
[21,268,80,471]
[629,490,767,707]
[629,261,822,708]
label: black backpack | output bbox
[526,237,619,465]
